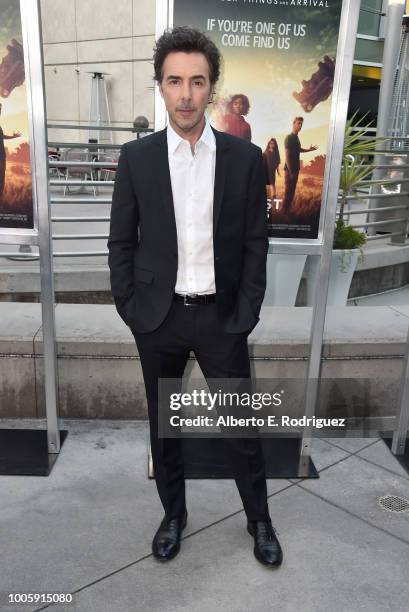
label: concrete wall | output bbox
[1,303,408,420]
[40,0,156,145]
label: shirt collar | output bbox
[167,117,216,155]
[199,118,216,151]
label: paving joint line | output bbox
[295,482,409,547]
[318,438,409,482]
[32,437,400,610]
[33,549,155,611]
[390,305,409,320]
[306,444,363,475]
[286,441,370,484]
[182,481,296,542]
[322,437,380,455]
[32,448,359,610]
[33,481,298,611]
[353,451,409,481]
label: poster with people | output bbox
[0,0,33,230]
[172,0,343,240]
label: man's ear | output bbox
[208,89,215,104]
[158,82,164,98]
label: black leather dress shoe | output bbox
[247,520,283,567]
[152,511,187,561]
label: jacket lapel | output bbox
[212,127,230,238]
[154,129,178,254]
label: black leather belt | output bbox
[174,293,216,305]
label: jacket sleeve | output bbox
[239,147,269,317]
[107,144,139,311]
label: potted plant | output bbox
[327,112,376,304]
[308,113,386,306]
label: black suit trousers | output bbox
[282,169,299,213]
[131,299,270,522]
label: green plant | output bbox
[333,218,366,272]
[335,112,389,256]
[333,218,367,250]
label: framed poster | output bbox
[168,0,345,241]
[0,0,38,236]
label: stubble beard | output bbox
[170,111,205,135]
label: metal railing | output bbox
[0,123,141,259]
[2,128,409,260]
[337,135,409,245]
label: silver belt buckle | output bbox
[184,293,196,306]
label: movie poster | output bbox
[0,0,33,230]
[173,0,344,240]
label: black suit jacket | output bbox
[107,126,268,334]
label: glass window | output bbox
[358,0,384,36]
[355,38,384,64]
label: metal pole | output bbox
[367,0,405,233]
[379,1,405,137]
[300,0,362,471]
[155,0,171,131]
[21,0,60,453]
[391,323,409,454]
[96,75,101,136]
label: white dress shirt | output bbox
[167,119,216,295]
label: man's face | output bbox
[232,97,244,115]
[293,120,303,133]
[159,51,213,136]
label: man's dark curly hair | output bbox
[153,26,221,85]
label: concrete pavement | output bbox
[0,418,408,612]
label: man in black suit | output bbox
[107,26,282,567]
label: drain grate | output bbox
[378,494,409,513]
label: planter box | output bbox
[306,250,360,306]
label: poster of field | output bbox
[172,0,343,240]
[0,0,33,230]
